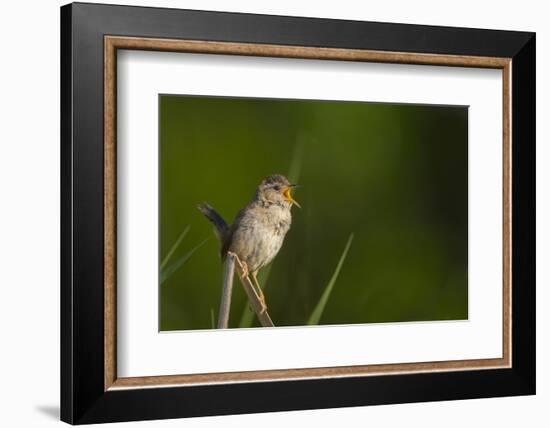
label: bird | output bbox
[198,174,300,308]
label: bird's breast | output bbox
[228,205,292,272]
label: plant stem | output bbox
[217,254,235,328]
[229,252,275,327]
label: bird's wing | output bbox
[220,204,252,261]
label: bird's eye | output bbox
[273,185,281,191]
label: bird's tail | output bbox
[197,202,228,242]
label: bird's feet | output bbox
[258,295,267,314]
[240,262,249,280]
[228,252,248,279]
[251,272,267,314]
[228,252,267,314]
[249,296,267,314]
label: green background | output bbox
[159,95,468,331]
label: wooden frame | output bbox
[62,2,535,424]
[104,35,513,390]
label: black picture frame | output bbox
[61,2,535,424]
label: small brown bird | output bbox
[198,174,300,305]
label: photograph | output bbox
[159,94,468,331]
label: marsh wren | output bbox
[198,174,300,305]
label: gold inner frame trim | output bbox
[104,35,512,391]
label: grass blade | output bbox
[160,225,190,270]
[307,233,354,325]
[160,237,209,285]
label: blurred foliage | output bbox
[159,95,468,331]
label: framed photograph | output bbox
[60,2,535,424]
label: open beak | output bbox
[283,185,301,208]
